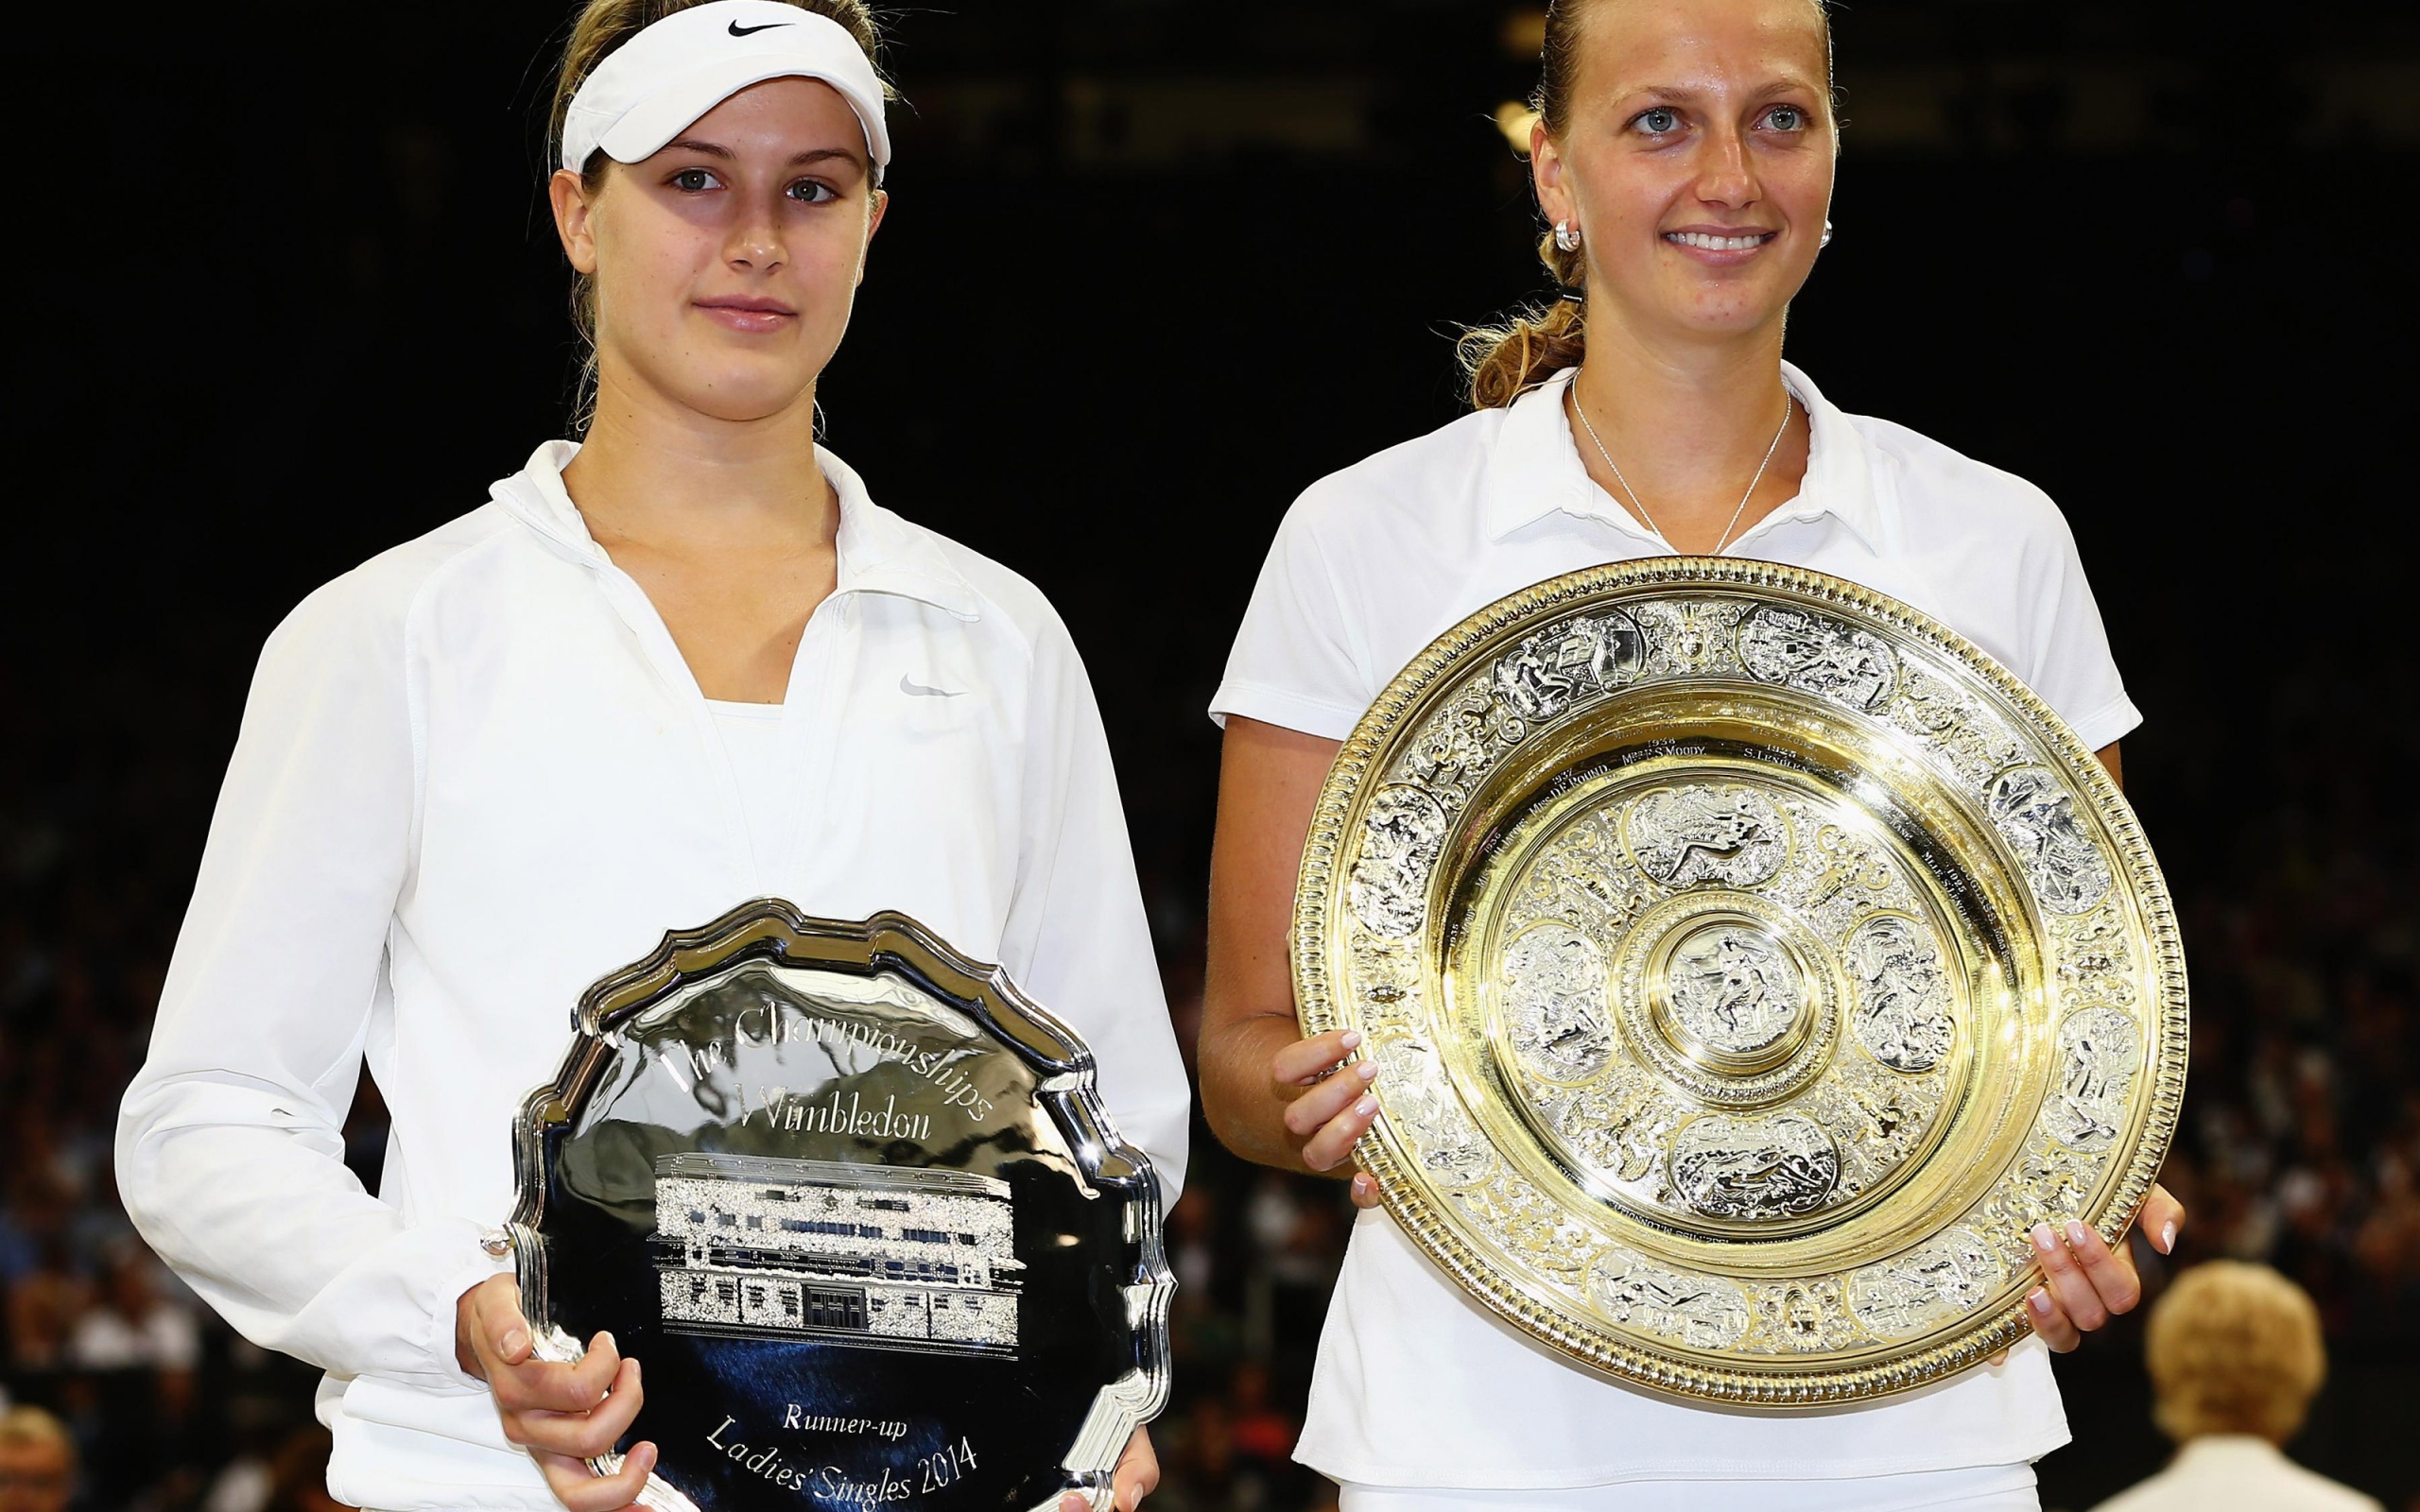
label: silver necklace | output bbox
[1568,376,1795,555]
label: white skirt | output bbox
[1338,1462,2038,1512]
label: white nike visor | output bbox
[561,0,891,178]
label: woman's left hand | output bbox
[2025,1182,2186,1351]
[1058,1428,1157,1512]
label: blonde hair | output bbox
[1460,0,1834,409]
[2145,1262,2327,1445]
[0,1404,74,1458]
[544,0,890,428]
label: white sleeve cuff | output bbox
[1207,678,1365,741]
[2065,692,2144,756]
[424,1221,520,1393]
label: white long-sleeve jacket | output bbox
[117,442,1190,1511]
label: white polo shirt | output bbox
[2090,1437,2383,1512]
[1211,363,2139,1488]
[119,442,1191,1512]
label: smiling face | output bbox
[1532,0,1834,348]
[550,75,886,425]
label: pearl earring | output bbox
[1554,219,1582,251]
[1821,219,1834,249]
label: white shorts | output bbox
[1337,1463,2039,1512]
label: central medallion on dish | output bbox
[1651,919,1812,1074]
[1608,890,1841,1114]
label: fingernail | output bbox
[1355,1094,1378,1116]
[2031,1223,2058,1254]
[1340,1031,1363,1049]
[601,1331,617,1353]
[2029,1288,2052,1315]
[2065,1220,2091,1248]
[501,1328,528,1355]
[1357,1061,1379,1082]
[2161,1220,2177,1254]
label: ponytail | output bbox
[1459,227,1588,409]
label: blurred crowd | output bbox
[2147,706,2420,1343]
[0,671,350,1512]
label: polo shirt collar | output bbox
[493,439,983,620]
[2173,1435,2289,1471]
[1479,361,1883,555]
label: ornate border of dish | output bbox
[1292,558,2187,1405]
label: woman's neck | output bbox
[562,369,838,559]
[1564,312,1809,556]
[557,366,844,704]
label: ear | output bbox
[855,187,889,287]
[549,166,601,275]
[1530,122,1574,231]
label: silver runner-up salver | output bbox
[503,902,1172,1511]
[1294,558,2187,1405]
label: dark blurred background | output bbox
[5,1,2419,1508]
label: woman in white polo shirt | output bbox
[1201,0,2182,1507]
[115,4,1184,1510]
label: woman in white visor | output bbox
[115,4,1184,1509]
[1201,0,2185,1508]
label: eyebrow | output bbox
[662,137,867,171]
[1624,77,1823,105]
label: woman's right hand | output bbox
[1272,1028,1386,1209]
[457,1273,657,1511]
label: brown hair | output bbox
[545,0,889,428]
[1460,0,1834,409]
[2145,1262,2327,1444]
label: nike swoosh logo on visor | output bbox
[900,674,963,698]
[728,19,794,35]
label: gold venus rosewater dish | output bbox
[1293,559,2186,1405]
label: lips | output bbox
[1666,230,1777,251]
[697,295,796,314]
[695,296,797,333]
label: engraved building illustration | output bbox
[652,1152,1021,1354]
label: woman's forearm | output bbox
[1199,1009,1329,1175]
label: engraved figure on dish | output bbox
[1985,765,2113,914]
[1845,1228,2004,1340]
[1668,1112,1840,1220]
[1586,1252,1752,1350]
[1666,925,1804,1057]
[1492,611,1647,720]
[2055,904,2135,995]
[652,1152,1022,1356]
[1754,1279,1858,1353]
[1351,784,1452,938]
[1736,605,1900,710]
[1406,690,1511,800]
[1625,784,1789,889]
[1553,1074,1676,1185]
[1843,916,1956,1073]
[1503,924,1615,1080]
[2043,1007,2142,1152]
